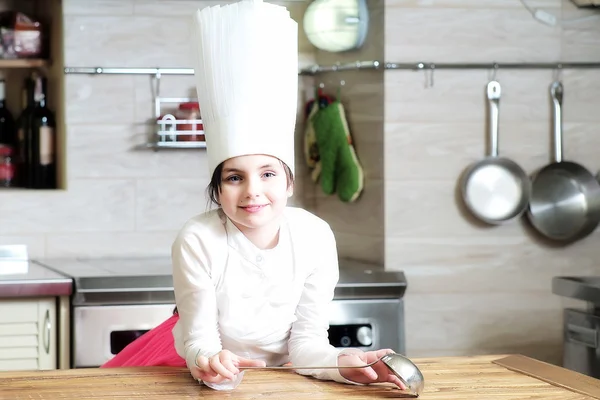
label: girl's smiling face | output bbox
[218,154,293,238]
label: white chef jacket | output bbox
[171,206,355,389]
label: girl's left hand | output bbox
[338,348,407,390]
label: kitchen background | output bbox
[1,0,600,365]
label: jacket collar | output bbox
[223,210,289,267]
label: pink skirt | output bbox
[101,313,186,368]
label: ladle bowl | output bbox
[240,352,425,397]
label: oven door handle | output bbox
[43,309,51,354]
[566,323,598,349]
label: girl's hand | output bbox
[191,350,266,383]
[338,348,408,390]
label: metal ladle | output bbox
[240,352,425,397]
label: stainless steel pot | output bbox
[527,81,600,242]
[460,80,530,224]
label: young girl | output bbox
[102,0,406,392]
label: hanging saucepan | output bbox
[527,81,600,242]
[460,80,531,224]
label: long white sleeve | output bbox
[171,217,245,390]
[287,222,355,384]
[172,232,222,365]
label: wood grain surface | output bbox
[0,354,594,399]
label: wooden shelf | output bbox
[0,59,48,69]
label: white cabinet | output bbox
[0,297,57,371]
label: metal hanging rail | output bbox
[64,60,600,77]
[63,67,195,75]
[383,61,600,71]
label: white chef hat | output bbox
[191,0,298,177]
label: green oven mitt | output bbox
[311,100,364,202]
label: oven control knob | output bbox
[357,326,373,346]
[340,336,352,346]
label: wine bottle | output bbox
[29,75,56,189]
[0,79,15,147]
[16,73,36,187]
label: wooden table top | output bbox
[0,354,596,399]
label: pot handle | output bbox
[487,81,501,157]
[550,81,564,163]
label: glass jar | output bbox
[0,144,15,187]
[175,102,204,142]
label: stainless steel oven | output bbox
[553,276,600,378]
[37,257,407,368]
[562,307,600,378]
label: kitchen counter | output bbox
[0,354,597,399]
[0,259,72,298]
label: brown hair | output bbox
[206,159,294,207]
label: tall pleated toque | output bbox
[190,0,299,176]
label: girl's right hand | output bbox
[192,350,266,383]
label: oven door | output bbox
[73,304,176,368]
[73,298,404,368]
[563,308,600,378]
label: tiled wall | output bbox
[384,0,600,363]
[0,0,315,257]
[303,0,385,264]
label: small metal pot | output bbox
[461,80,531,224]
[527,81,600,242]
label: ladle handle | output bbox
[240,359,380,370]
